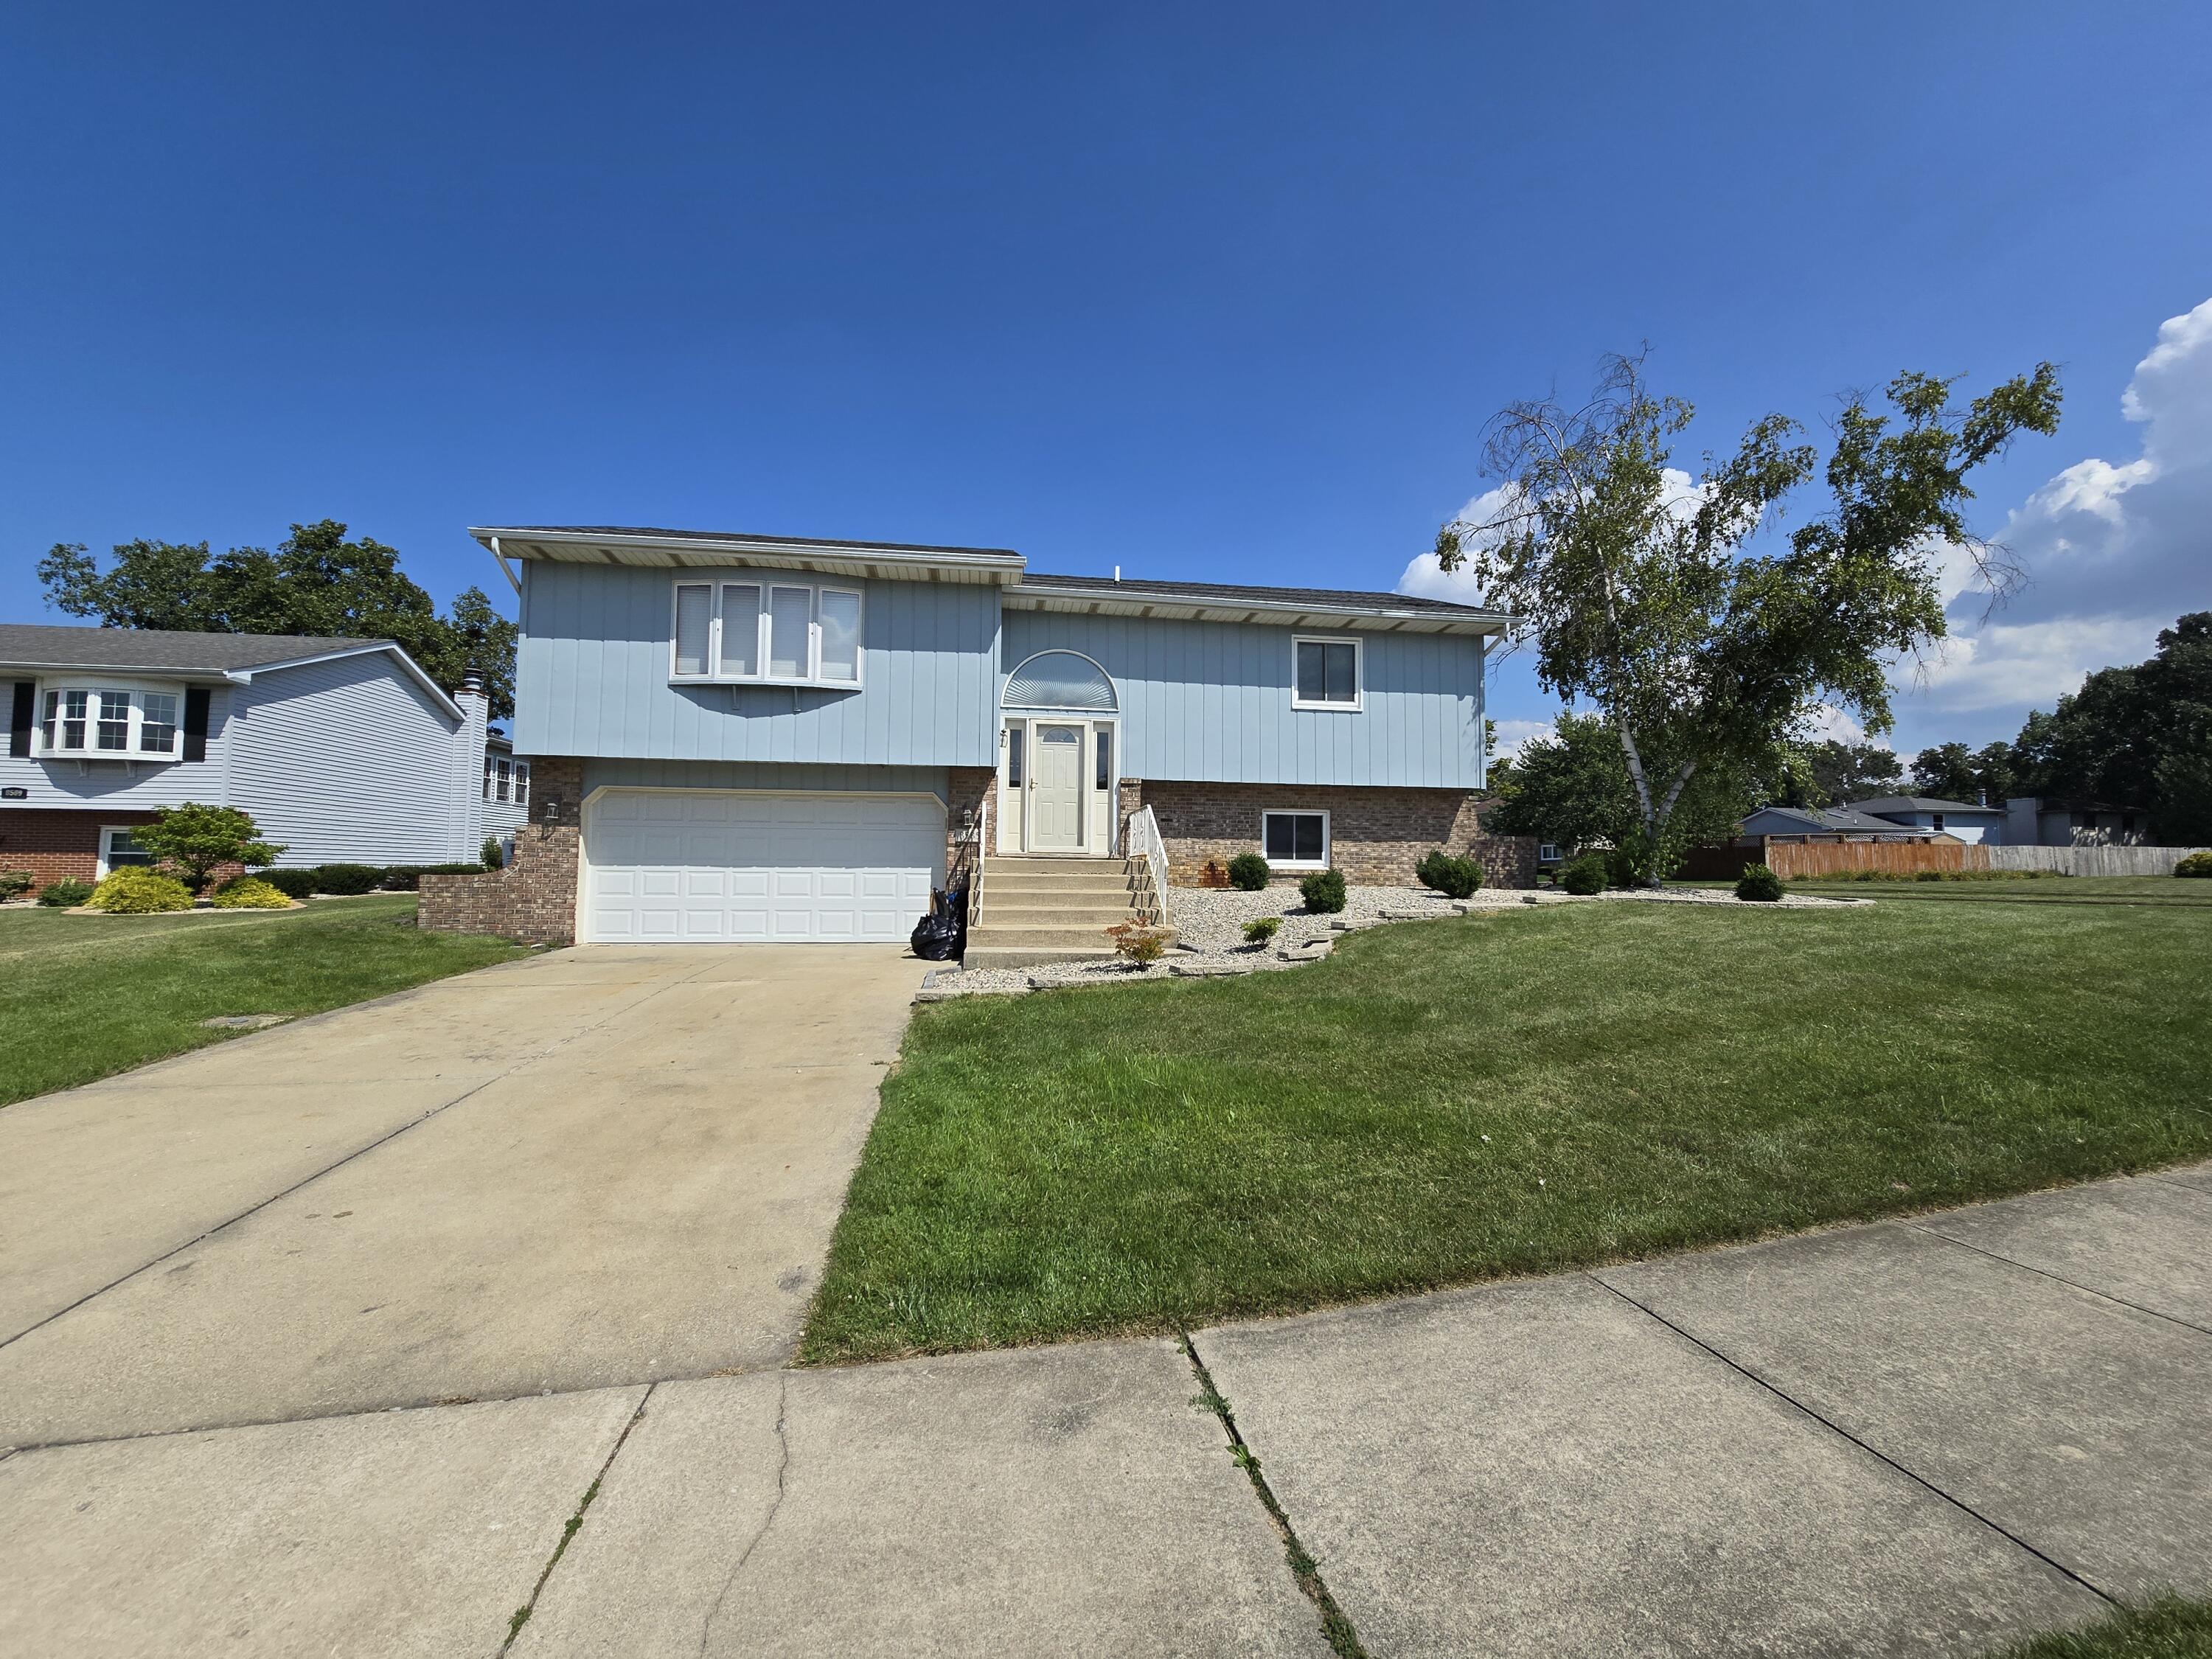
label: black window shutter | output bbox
[7,681,31,759]
[182,687,211,762]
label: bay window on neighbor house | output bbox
[669,579,862,687]
[39,686,183,759]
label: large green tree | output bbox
[38,521,518,719]
[1794,739,1904,806]
[2008,612,2212,842]
[1490,712,1771,853]
[1436,352,2062,880]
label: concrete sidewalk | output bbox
[4,1165,2208,1655]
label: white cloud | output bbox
[1798,703,1875,745]
[1488,717,1555,762]
[1397,470,1714,605]
[1891,293,2212,737]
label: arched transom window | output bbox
[1004,650,1117,712]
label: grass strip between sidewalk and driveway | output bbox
[802,898,2212,1363]
[1986,1596,2212,1658]
[0,896,525,1107]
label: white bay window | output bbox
[669,578,864,688]
[38,684,186,759]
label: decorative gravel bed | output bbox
[915,879,1868,999]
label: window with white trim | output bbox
[512,760,529,807]
[1292,636,1360,710]
[38,685,186,759]
[100,827,153,876]
[669,578,864,687]
[1262,810,1329,869]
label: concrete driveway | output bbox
[0,945,928,1447]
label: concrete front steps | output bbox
[963,856,1161,970]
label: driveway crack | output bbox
[498,1383,655,1655]
[1180,1332,1371,1659]
[697,1370,791,1656]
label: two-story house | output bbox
[1,624,501,888]
[421,526,1520,947]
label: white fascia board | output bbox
[470,527,1027,582]
[1004,582,1509,636]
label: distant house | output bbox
[481,731,531,849]
[1845,796,2006,845]
[1,623,502,889]
[1737,804,1937,841]
[2000,796,2151,847]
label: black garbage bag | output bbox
[909,886,969,961]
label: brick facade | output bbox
[0,807,161,891]
[1121,779,1536,889]
[944,766,995,893]
[419,757,584,945]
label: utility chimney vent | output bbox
[1113,566,1121,582]
[461,668,485,693]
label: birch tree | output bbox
[1436,352,2061,880]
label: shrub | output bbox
[378,863,487,891]
[38,877,94,908]
[308,863,384,896]
[88,867,195,913]
[1914,868,1947,883]
[1226,852,1271,891]
[130,802,285,894]
[1559,854,1609,896]
[1734,863,1784,902]
[481,837,506,871]
[2176,851,2212,879]
[1298,868,1347,914]
[0,869,34,902]
[258,868,318,900]
[1416,850,1482,900]
[1105,921,1170,965]
[210,876,295,909]
[1242,915,1282,947]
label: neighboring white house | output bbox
[1,623,505,888]
[1845,796,2006,845]
[481,730,531,849]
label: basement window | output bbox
[1262,810,1329,870]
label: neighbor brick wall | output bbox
[419,757,583,945]
[1125,779,1537,889]
[0,808,159,891]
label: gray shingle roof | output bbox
[1018,573,1497,616]
[486,525,1021,557]
[1846,796,2000,815]
[0,623,388,673]
[1751,804,1923,834]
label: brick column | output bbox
[419,757,584,944]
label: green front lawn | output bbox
[0,897,524,1107]
[803,898,2212,1363]
[1991,1597,2212,1658]
[1781,877,2212,908]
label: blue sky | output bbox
[4,1,2208,759]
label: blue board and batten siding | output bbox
[1002,611,1484,789]
[517,563,999,768]
[227,653,469,866]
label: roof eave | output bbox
[470,526,1028,582]
[1004,581,1509,635]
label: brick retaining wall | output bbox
[420,757,584,944]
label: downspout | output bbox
[488,536,522,598]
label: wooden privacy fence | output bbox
[1677,837,1990,880]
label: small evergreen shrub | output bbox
[211,876,295,909]
[1298,868,1347,914]
[1226,852,1271,891]
[1559,854,1608,896]
[1242,915,1282,947]
[1416,850,1482,899]
[38,877,94,908]
[1914,868,1947,882]
[88,868,195,913]
[259,868,318,900]
[481,837,506,871]
[2175,851,2212,878]
[1604,844,1649,889]
[1734,863,1784,902]
[308,863,384,895]
[0,869,34,902]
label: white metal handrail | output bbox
[1126,804,1170,925]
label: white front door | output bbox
[1029,724,1084,851]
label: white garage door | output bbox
[583,790,943,944]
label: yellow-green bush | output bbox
[210,876,295,909]
[87,868,195,914]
